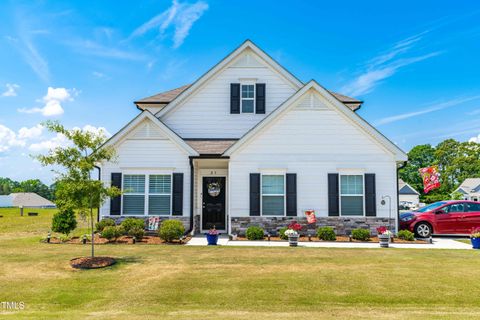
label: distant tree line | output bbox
[0,177,55,201]
[399,139,480,203]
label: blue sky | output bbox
[1,0,480,183]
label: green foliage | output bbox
[399,139,480,203]
[317,226,336,241]
[95,218,116,232]
[120,218,145,235]
[397,230,415,241]
[51,208,77,235]
[351,228,370,241]
[101,226,123,241]
[246,226,265,240]
[279,227,288,240]
[0,177,54,200]
[128,226,145,240]
[158,220,185,242]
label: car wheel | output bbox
[415,223,432,238]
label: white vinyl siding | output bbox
[122,174,172,216]
[123,175,146,215]
[340,175,364,216]
[261,175,285,216]
[241,84,255,113]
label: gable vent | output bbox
[296,91,329,110]
[130,120,166,140]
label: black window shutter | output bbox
[172,173,184,216]
[249,173,260,216]
[110,173,122,215]
[328,173,339,216]
[255,83,266,114]
[230,83,240,114]
[365,173,376,216]
[286,173,297,216]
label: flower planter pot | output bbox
[378,234,390,248]
[206,234,219,245]
[288,235,299,247]
[471,237,480,249]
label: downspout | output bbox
[185,157,195,236]
[94,165,101,222]
[396,161,407,232]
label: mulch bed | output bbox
[70,256,116,269]
[45,234,190,245]
[234,236,427,244]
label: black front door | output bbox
[202,177,226,230]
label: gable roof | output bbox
[223,80,408,161]
[398,179,420,195]
[0,193,55,208]
[136,83,363,111]
[184,139,237,155]
[455,178,480,194]
[101,110,199,156]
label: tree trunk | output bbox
[90,206,94,258]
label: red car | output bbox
[399,200,480,237]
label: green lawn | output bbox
[1,208,479,319]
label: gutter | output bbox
[184,157,195,236]
[396,161,408,232]
[94,165,101,222]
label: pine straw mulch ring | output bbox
[70,256,116,269]
[234,235,427,244]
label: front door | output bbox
[202,177,226,230]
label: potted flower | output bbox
[377,226,392,248]
[285,221,302,247]
[470,227,480,249]
[206,226,220,245]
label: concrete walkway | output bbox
[186,236,472,249]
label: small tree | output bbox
[36,121,120,258]
[51,208,77,235]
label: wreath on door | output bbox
[207,181,222,197]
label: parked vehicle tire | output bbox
[415,222,432,238]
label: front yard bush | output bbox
[317,226,336,241]
[95,218,115,232]
[120,218,145,235]
[158,220,185,242]
[101,226,123,241]
[128,226,145,240]
[279,227,288,240]
[246,226,264,240]
[352,228,370,241]
[51,208,77,235]
[397,229,415,241]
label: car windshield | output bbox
[415,201,447,213]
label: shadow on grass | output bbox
[112,256,145,267]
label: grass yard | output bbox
[1,209,480,319]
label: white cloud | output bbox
[69,39,146,60]
[92,71,107,79]
[74,125,111,138]
[18,87,78,117]
[29,133,70,152]
[469,134,480,143]
[0,125,24,152]
[374,95,480,126]
[341,31,441,97]
[2,83,20,97]
[17,124,44,140]
[129,0,208,48]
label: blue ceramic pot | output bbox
[206,234,219,245]
[471,237,480,249]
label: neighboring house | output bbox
[98,40,407,235]
[398,179,420,209]
[454,178,480,201]
[0,192,55,208]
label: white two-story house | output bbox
[99,40,408,235]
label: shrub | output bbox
[158,220,185,242]
[351,228,370,241]
[246,226,264,240]
[101,226,123,241]
[317,226,336,241]
[95,218,115,232]
[279,227,288,240]
[51,208,77,235]
[397,229,415,241]
[120,218,145,235]
[129,226,145,241]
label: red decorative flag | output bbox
[418,166,441,194]
[304,210,317,224]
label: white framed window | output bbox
[340,175,364,216]
[261,174,285,216]
[241,84,255,113]
[122,174,172,215]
